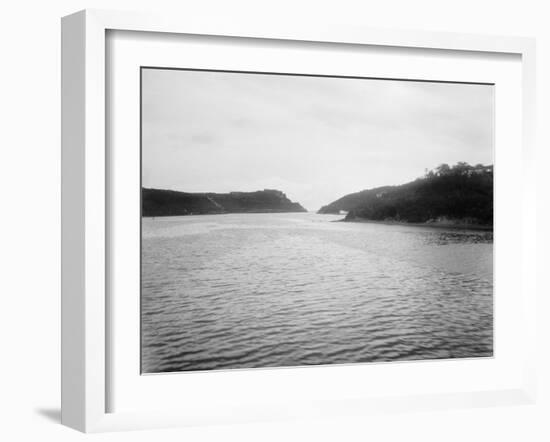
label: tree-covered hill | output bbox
[317,186,395,215]
[142,188,307,217]
[319,163,493,226]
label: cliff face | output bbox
[142,188,307,216]
[318,164,493,226]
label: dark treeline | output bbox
[318,162,493,226]
[142,188,307,217]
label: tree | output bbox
[453,161,472,175]
[435,163,451,176]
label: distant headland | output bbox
[318,162,493,229]
[142,188,307,217]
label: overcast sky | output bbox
[142,69,493,211]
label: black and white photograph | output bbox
[140,68,494,374]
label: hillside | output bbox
[319,163,493,226]
[318,186,395,214]
[142,188,307,217]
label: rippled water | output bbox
[141,213,493,373]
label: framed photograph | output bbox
[61,9,537,432]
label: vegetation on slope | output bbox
[142,188,307,217]
[319,162,493,226]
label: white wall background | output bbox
[0,1,548,441]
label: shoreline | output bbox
[339,217,493,231]
[142,210,308,218]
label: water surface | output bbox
[141,212,493,373]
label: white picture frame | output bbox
[61,9,537,433]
